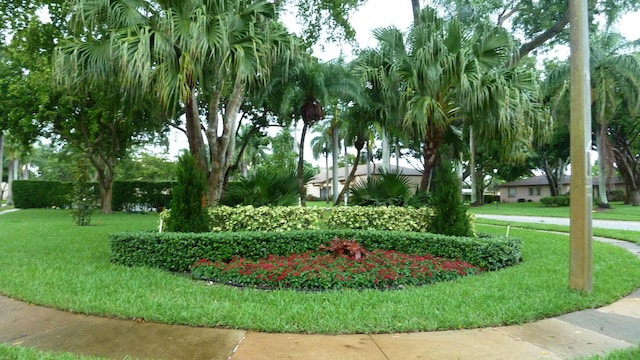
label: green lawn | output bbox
[1,209,639,335]
[469,201,640,221]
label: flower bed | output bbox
[191,239,484,290]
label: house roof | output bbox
[311,164,422,185]
[500,175,624,187]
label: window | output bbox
[529,187,534,196]
[536,188,541,196]
[508,188,516,197]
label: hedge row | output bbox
[540,196,570,207]
[11,180,173,210]
[109,230,521,273]
[159,205,435,233]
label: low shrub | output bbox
[191,241,484,291]
[540,196,570,207]
[109,230,522,273]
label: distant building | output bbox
[307,164,422,200]
[499,175,626,203]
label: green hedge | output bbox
[540,196,570,207]
[109,230,522,273]
[11,180,76,208]
[112,181,174,211]
[11,180,173,210]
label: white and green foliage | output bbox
[208,206,324,232]
[326,206,433,232]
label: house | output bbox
[307,164,423,200]
[500,175,626,203]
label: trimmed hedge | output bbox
[11,180,173,210]
[11,180,76,208]
[160,206,436,233]
[109,230,522,273]
[540,196,570,207]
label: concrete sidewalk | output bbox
[2,290,639,360]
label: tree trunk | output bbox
[206,74,244,206]
[6,158,16,206]
[184,86,208,173]
[381,128,390,172]
[324,152,330,203]
[420,127,444,192]
[411,0,421,24]
[335,141,364,205]
[89,155,115,214]
[297,122,310,206]
[596,130,610,208]
[332,126,340,204]
[0,132,4,202]
[469,126,477,205]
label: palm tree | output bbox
[56,0,292,206]
[310,121,332,202]
[362,7,522,192]
[547,31,640,207]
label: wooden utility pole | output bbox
[569,0,593,292]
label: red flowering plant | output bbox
[191,239,484,291]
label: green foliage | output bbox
[70,156,96,226]
[110,229,522,273]
[207,206,324,232]
[326,206,433,232]
[540,196,571,207]
[222,166,313,206]
[430,163,473,237]
[112,181,174,212]
[11,180,74,208]
[167,153,209,233]
[349,170,429,207]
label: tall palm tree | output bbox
[362,7,522,192]
[56,0,292,205]
[310,120,332,202]
[547,31,640,207]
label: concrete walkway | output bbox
[2,214,640,359]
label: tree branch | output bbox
[516,12,570,62]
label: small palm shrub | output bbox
[349,169,429,207]
[166,152,209,233]
[429,162,473,237]
[222,165,314,206]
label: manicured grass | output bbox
[0,343,112,359]
[475,218,640,245]
[579,345,640,360]
[469,201,640,221]
[1,209,639,335]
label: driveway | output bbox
[474,214,640,232]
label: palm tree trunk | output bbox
[297,122,310,206]
[596,129,610,208]
[420,128,444,192]
[0,132,4,202]
[469,125,477,205]
[332,127,340,204]
[335,146,363,205]
[324,152,330,203]
[381,129,390,172]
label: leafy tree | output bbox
[70,156,95,226]
[167,152,209,233]
[57,0,293,206]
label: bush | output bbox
[429,163,473,237]
[222,166,314,206]
[540,196,570,207]
[110,229,522,273]
[70,157,96,226]
[349,169,428,207]
[112,181,174,212]
[326,206,432,232]
[11,180,75,208]
[166,153,209,233]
